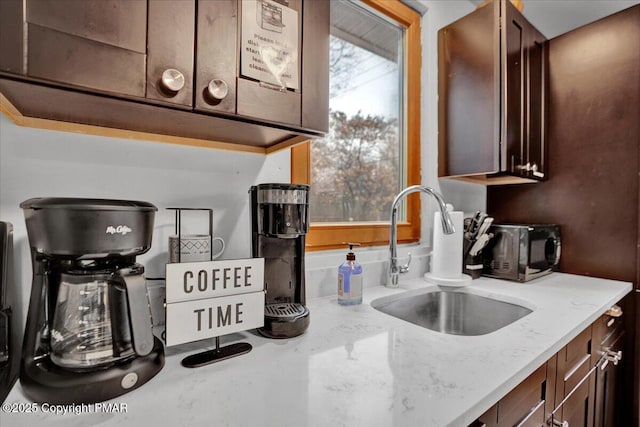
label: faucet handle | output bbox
[399,253,412,274]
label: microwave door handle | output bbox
[545,237,561,266]
[552,238,561,264]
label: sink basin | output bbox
[371,289,533,336]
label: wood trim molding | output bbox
[291,0,422,251]
[290,141,311,184]
[0,92,268,154]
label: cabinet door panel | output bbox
[27,24,146,97]
[502,0,526,175]
[594,331,624,427]
[195,0,238,115]
[526,27,547,179]
[553,326,595,427]
[146,0,195,107]
[437,1,500,177]
[25,0,147,97]
[301,0,329,132]
[26,0,147,53]
[556,374,595,427]
[0,0,24,74]
[237,0,302,127]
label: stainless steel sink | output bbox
[371,289,533,336]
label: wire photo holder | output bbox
[165,208,264,368]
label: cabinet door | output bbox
[594,332,624,427]
[195,0,238,115]
[25,0,147,97]
[301,0,329,133]
[502,0,547,181]
[236,0,302,126]
[437,0,501,177]
[553,326,595,427]
[525,26,548,180]
[553,371,595,427]
[146,0,195,107]
[501,0,526,176]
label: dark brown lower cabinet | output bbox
[474,364,547,427]
[592,311,626,427]
[471,309,624,427]
[550,326,595,427]
[593,333,624,427]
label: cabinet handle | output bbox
[515,399,545,427]
[206,79,229,101]
[160,68,186,93]
[563,354,591,382]
[516,161,545,178]
[552,364,597,419]
[549,419,569,427]
[599,349,622,370]
[605,305,622,317]
[605,349,622,364]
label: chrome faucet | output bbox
[387,185,455,287]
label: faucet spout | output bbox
[387,185,455,288]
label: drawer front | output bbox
[499,364,546,426]
[592,306,623,351]
[556,325,592,406]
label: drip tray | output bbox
[265,303,308,320]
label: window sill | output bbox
[305,243,431,299]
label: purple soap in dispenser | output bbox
[338,243,363,305]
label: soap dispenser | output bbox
[338,243,363,305]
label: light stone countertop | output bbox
[2,273,632,427]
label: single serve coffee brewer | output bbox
[250,184,310,339]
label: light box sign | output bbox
[165,258,265,347]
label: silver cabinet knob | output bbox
[206,79,229,101]
[160,68,186,93]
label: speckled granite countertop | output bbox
[2,273,632,427]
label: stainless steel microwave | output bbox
[482,224,561,282]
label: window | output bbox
[291,0,421,250]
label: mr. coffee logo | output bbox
[105,225,133,236]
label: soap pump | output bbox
[338,242,363,305]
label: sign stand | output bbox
[181,337,252,368]
[166,208,256,369]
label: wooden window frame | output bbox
[291,0,421,251]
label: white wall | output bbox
[0,113,290,324]
[418,0,485,229]
[0,0,481,324]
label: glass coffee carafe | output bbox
[50,271,135,369]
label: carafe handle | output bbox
[120,272,154,357]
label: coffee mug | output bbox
[168,234,225,263]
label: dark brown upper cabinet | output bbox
[438,0,548,184]
[0,0,329,152]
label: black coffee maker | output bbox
[250,184,310,339]
[20,198,164,404]
[0,221,19,404]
